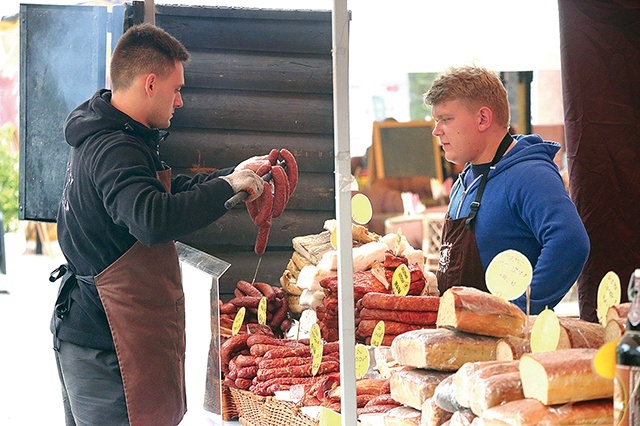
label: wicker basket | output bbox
[262,397,319,426]
[230,387,319,426]
[230,388,266,425]
[221,383,239,421]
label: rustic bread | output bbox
[604,317,626,343]
[391,328,498,371]
[468,372,524,416]
[383,406,421,426]
[436,287,526,338]
[478,398,613,425]
[420,397,453,426]
[452,361,519,408]
[495,336,531,361]
[556,316,604,349]
[389,368,450,410]
[432,374,462,413]
[519,348,613,405]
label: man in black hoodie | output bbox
[51,24,272,425]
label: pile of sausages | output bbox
[305,375,401,415]
[218,280,291,336]
[220,332,341,396]
[355,293,440,346]
[316,250,430,344]
[246,148,298,254]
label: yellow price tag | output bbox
[370,321,385,347]
[231,307,246,336]
[351,193,373,225]
[355,343,370,379]
[597,271,621,325]
[330,227,338,250]
[593,337,619,379]
[309,323,323,376]
[394,228,403,256]
[257,296,268,325]
[319,406,342,426]
[485,249,533,300]
[530,308,560,353]
[392,264,410,296]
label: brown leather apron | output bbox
[437,133,513,295]
[94,168,187,426]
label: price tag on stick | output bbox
[351,193,373,225]
[485,249,533,300]
[392,264,410,296]
[354,344,370,379]
[309,323,323,376]
[257,297,268,325]
[530,308,560,353]
[231,307,246,336]
[370,321,385,347]
[597,271,621,325]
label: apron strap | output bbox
[50,264,76,351]
[465,132,513,230]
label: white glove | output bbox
[221,170,264,202]
[234,154,271,173]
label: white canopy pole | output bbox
[332,1,356,425]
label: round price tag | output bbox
[354,344,370,379]
[309,323,323,376]
[257,296,268,325]
[593,337,619,379]
[370,321,385,347]
[485,249,532,300]
[392,264,410,296]
[394,228,403,256]
[597,271,621,325]
[231,307,246,336]
[530,308,560,353]
[351,193,373,225]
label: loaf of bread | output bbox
[420,397,452,426]
[452,361,519,408]
[606,302,630,324]
[478,398,613,425]
[391,328,499,371]
[555,316,604,349]
[448,409,477,426]
[383,406,421,426]
[495,336,531,361]
[390,368,450,410]
[436,287,526,338]
[605,317,626,344]
[519,348,613,405]
[468,372,524,416]
[432,374,462,413]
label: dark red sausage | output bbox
[270,165,289,218]
[237,280,263,298]
[279,149,298,196]
[253,282,276,302]
[255,226,270,255]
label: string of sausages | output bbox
[246,148,298,254]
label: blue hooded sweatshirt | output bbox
[447,134,589,314]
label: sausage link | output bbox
[237,280,263,298]
[229,296,262,308]
[253,281,277,302]
[279,149,298,195]
[270,165,289,218]
[255,226,271,255]
[220,334,250,374]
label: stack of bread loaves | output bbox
[378,286,611,425]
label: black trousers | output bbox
[54,341,129,426]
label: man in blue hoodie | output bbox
[50,24,278,425]
[424,65,589,315]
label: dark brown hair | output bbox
[110,23,190,92]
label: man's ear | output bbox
[477,106,493,131]
[144,73,157,97]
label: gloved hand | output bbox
[235,149,280,175]
[221,169,264,202]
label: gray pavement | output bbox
[0,232,66,425]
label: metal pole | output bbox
[332,1,356,425]
[144,0,155,25]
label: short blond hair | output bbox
[424,65,510,128]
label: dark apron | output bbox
[53,168,187,426]
[437,133,513,295]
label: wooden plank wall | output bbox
[139,5,336,297]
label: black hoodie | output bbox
[55,89,234,349]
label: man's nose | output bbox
[174,92,184,109]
